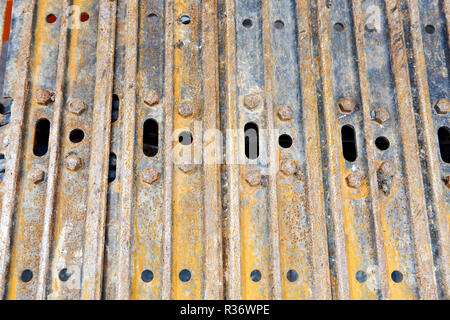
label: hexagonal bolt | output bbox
[243,93,262,110]
[277,106,293,121]
[346,172,364,189]
[29,168,45,185]
[178,102,194,118]
[435,99,449,115]
[372,107,390,124]
[280,159,298,176]
[178,163,194,173]
[68,99,87,115]
[245,170,262,187]
[65,154,83,172]
[144,89,160,107]
[378,161,395,177]
[142,167,160,185]
[35,89,54,106]
[338,97,358,114]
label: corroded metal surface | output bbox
[0,0,448,300]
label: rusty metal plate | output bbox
[0,0,448,300]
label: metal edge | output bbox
[0,0,37,299]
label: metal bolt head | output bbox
[435,99,449,115]
[277,106,293,121]
[346,172,364,189]
[372,107,390,124]
[245,170,262,187]
[338,97,358,114]
[178,102,194,118]
[68,99,87,115]
[29,168,45,184]
[35,89,54,106]
[142,167,160,185]
[144,89,160,106]
[378,161,395,177]
[178,163,194,173]
[243,93,262,110]
[280,159,298,176]
[65,154,83,172]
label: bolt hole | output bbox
[425,24,436,34]
[69,129,85,143]
[20,270,33,283]
[245,122,259,159]
[112,94,120,123]
[334,22,345,32]
[179,15,191,25]
[58,268,71,282]
[438,127,450,163]
[243,19,253,28]
[46,14,57,24]
[341,125,358,162]
[355,270,367,283]
[178,131,193,146]
[143,119,159,157]
[286,269,298,282]
[274,20,284,29]
[108,153,117,183]
[141,270,154,283]
[279,134,293,149]
[80,12,90,22]
[179,269,191,282]
[250,269,261,282]
[391,270,403,283]
[33,119,51,157]
[375,136,390,151]
[0,154,5,183]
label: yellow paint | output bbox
[171,0,204,300]
[241,169,270,300]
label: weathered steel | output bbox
[0,0,448,300]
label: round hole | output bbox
[250,270,261,282]
[243,19,253,28]
[180,15,191,25]
[375,136,390,151]
[286,269,298,282]
[391,270,403,283]
[334,22,345,32]
[425,25,435,34]
[179,269,191,282]
[59,268,71,282]
[46,14,57,24]
[148,13,158,20]
[274,20,284,30]
[179,131,193,146]
[141,270,154,283]
[20,270,33,283]
[69,129,85,143]
[80,12,90,22]
[355,270,367,283]
[279,134,293,148]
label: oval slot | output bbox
[33,119,51,157]
[341,125,357,162]
[143,119,159,157]
[245,122,259,160]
